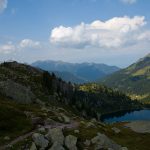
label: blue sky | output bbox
[0,0,150,67]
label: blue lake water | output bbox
[102,109,150,123]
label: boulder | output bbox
[65,135,77,150]
[84,140,91,146]
[91,133,122,150]
[61,114,71,124]
[38,127,46,133]
[74,130,79,134]
[32,133,49,149]
[44,118,56,125]
[112,127,121,134]
[30,142,37,150]
[4,136,10,140]
[49,142,65,150]
[0,80,35,103]
[46,128,64,145]
[86,122,96,128]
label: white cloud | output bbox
[19,39,41,48]
[50,16,147,48]
[0,39,41,54]
[0,42,15,54]
[0,0,7,13]
[120,0,137,4]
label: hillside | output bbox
[100,53,150,103]
[32,60,120,83]
[50,71,86,84]
[0,61,148,150]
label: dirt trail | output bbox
[0,121,79,150]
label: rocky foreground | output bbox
[0,104,128,150]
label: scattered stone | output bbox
[32,133,49,149]
[86,122,96,128]
[112,127,121,134]
[44,118,56,125]
[65,135,77,150]
[46,128,64,145]
[38,127,46,133]
[80,121,85,125]
[4,136,10,140]
[61,114,71,124]
[74,130,79,134]
[31,117,43,125]
[91,118,97,123]
[58,116,63,122]
[49,142,65,150]
[30,142,37,150]
[91,132,122,150]
[84,140,91,146]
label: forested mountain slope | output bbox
[100,53,150,103]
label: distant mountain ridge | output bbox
[32,60,120,83]
[100,53,150,103]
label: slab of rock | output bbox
[49,142,65,150]
[46,128,64,145]
[125,121,150,133]
[30,142,37,150]
[91,133,122,150]
[0,80,35,103]
[84,140,91,146]
[65,135,77,150]
[32,133,49,149]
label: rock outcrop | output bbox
[46,128,64,145]
[0,80,35,103]
[32,133,49,149]
[65,135,77,150]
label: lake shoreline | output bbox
[101,108,150,123]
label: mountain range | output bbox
[100,53,150,103]
[32,60,120,83]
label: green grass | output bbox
[0,96,35,146]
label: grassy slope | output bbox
[101,54,150,103]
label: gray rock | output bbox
[86,122,96,128]
[74,130,79,134]
[61,114,71,124]
[49,142,65,150]
[32,133,49,149]
[46,128,64,145]
[0,80,35,103]
[44,118,56,125]
[91,133,122,150]
[65,135,77,150]
[38,127,46,133]
[30,142,37,150]
[4,136,10,140]
[84,140,91,146]
[112,127,121,134]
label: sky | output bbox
[0,0,150,67]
